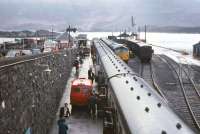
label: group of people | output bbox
[57,103,70,134]
[88,67,100,119]
[73,51,85,73]
[73,57,83,73]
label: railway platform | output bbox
[49,55,103,134]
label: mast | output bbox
[131,16,136,35]
[51,26,53,41]
[144,25,147,43]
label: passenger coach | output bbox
[93,39,196,134]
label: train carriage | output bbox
[93,39,196,134]
[135,40,154,62]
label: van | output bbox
[70,78,93,106]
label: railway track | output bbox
[184,64,200,86]
[140,62,167,101]
[157,55,200,132]
[140,63,153,86]
[190,65,200,82]
[191,65,200,74]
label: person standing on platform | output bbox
[88,93,98,119]
[73,58,79,73]
[57,107,68,134]
[91,72,95,84]
[88,68,92,80]
[64,103,70,118]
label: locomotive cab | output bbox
[70,78,93,106]
[114,46,129,62]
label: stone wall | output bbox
[0,49,76,134]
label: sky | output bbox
[1,0,200,31]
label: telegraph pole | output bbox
[3,42,5,50]
[144,25,147,43]
[22,39,24,49]
[66,25,77,47]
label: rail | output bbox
[156,55,200,131]
[140,63,166,99]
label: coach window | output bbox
[117,123,120,134]
[115,110,118,122]
[105,87,108,100]
[98,71,105,85]
[111,101,114,107]
[115,111,119,132]
[119,126,122,134]
[96,55,99,64]
[116,122,119,133]
[108,94,112,106]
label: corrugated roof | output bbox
[194,42,200,47]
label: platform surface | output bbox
[49,56,103,134]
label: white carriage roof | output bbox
[94,39,195,134]
[128,38,151,47]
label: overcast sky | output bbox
[1,0,200,31]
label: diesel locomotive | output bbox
[101,38,130,63]
[113,39,154,63]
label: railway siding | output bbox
[129,54,200,132]
[155,55,200,131]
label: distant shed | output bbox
[56,32,74,48]
[193,42,200,57]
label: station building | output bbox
[193,42,200,57]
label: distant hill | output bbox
[1,26,200,37]
[35,30,59,37]
[146,26,200,33]
[0,30,59,38]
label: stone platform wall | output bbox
[0,49,76,134]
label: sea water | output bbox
[1,32,200,54]
[77,32,200,54]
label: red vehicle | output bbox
[70,78,93,106]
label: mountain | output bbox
[0,30,60,38]
[145,26,200,33]
[35,30,59,37]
